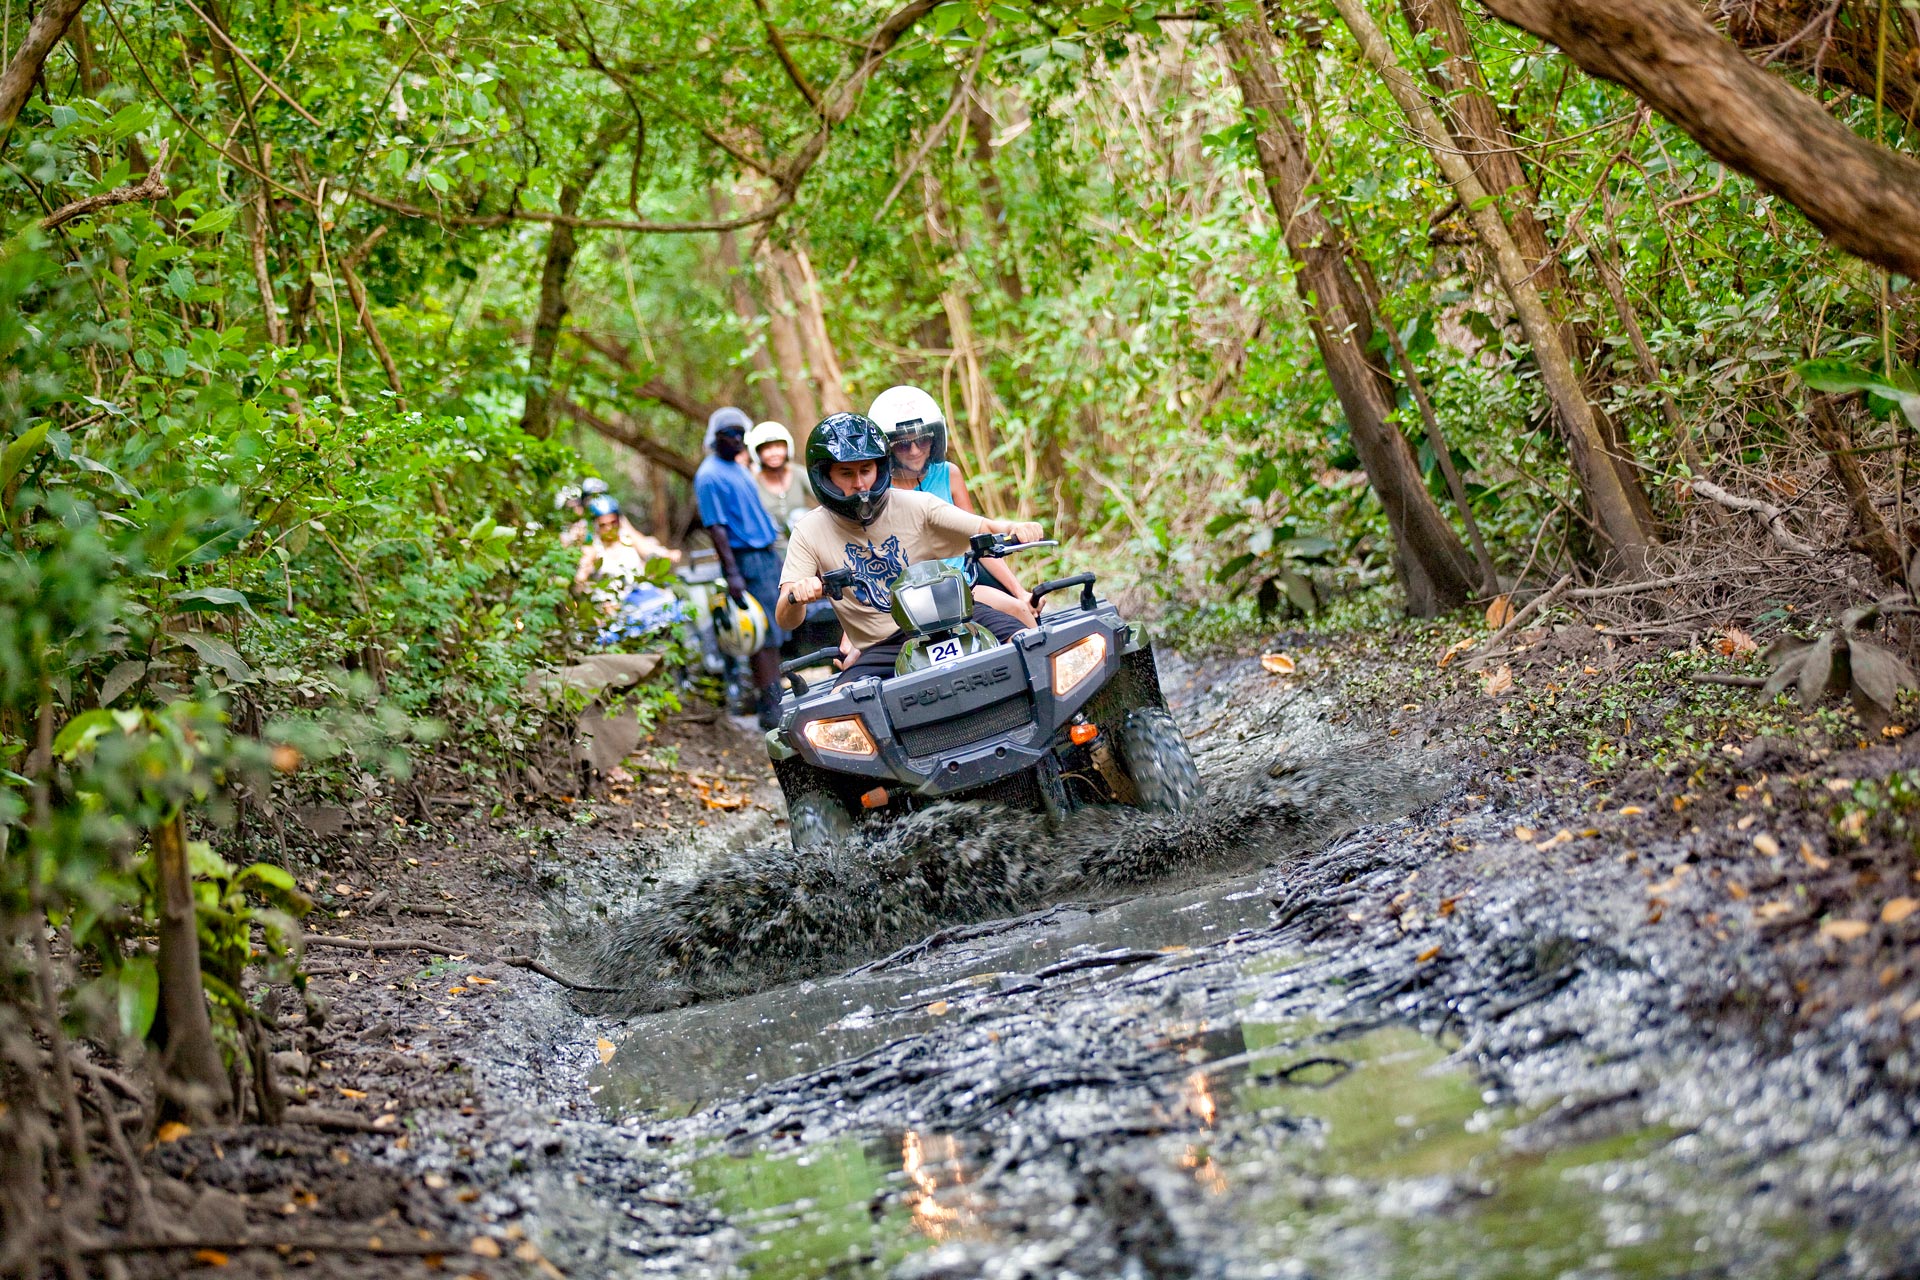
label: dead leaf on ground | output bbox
[1648,866,1691,895]
[1484,595,1515,628]
[596,1037,616,1066]
[1619,805,1645,816]
[1481,665,1515,697]
[1438,638,1476,668]
[1415,945,1442,963]
[1882,897,1919,924]
[156,1122,191,1144]
[338,1087,368,1100]
[1802,843,1833,871]
[1715,628,1758,657]
[928,1000,951,1016]
[1534,829,1574,851]
[1754,900,1795,921]
[1752,834,1781,857]
[1260,653,1296,675]
[194,1250,229,1267]
[1513,825,1537,842]
[1820,918,1872,942]
[1825,778,1854,793]
[1904,1000,1920,1024]
[469,1237,503,1259]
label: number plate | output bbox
[927,637,965,665]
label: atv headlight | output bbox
[803,715,877,758]
[1050,634,1108,696]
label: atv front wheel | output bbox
[1116,707,1202,813]
[787,790,854,853]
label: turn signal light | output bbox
[860,787,890,810]
[803,715,877,757]
[1069,721,1099,746]
[1050,634,1108,696]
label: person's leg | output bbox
[973,584,1037,629]
[737,547,788,727]
[835,635,906,686]
[971,603,1026,643]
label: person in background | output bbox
[555,485,588,547]
[695,406,786,728]
[867,385,1037,627]
[572,495,673,599]
[746,421,815,557]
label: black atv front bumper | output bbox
[767,603,1150,800]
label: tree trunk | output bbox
[1334,0,1653,571]
[520,120,628,438]
[712,188,792,424]
[0,0,90,139]
[1809,393,1903,579]
[153,812,230,1124]
[1479,0,1920,281]
[965,98,1026,303]
[1218,11,1479,616]
[1400,0,1657,533]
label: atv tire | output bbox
[787,789,854,853]
[1116,706,1201,814]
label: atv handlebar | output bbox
[1029,573,1098,612]
[821,568,856,600]
[780,646,844,698]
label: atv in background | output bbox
[767,534,1200,851]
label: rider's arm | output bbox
[573,542,599,587]
[774,542,822,633]
[948,467,977,515]
[708,524,747,605]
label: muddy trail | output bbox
[153,634,1920,1279]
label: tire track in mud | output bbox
[560,707,1445,1014]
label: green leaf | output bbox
[166,265,195,300]
[186,205,240,236]
[176,631,256,683]
[236,862,297,893]
[1,422,50,494]
[1205,511,1250,537]
[1797,359,1920,431]
[52,708,119,757]
[170,586,253,614]
[117,958,159,1040]
[98,660,146,706]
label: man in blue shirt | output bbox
[695,406,786,727]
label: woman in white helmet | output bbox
[745,420,815,558]
[867,386,1038,626]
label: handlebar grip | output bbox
[821,569,855,601]
[1029,573,1098,611]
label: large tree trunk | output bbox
[712,188,793,423]
[1479,0,1920,280]
[519,120,628,438]
[153,812,230,1124]
[1401,0,1658,532]
[1218,11,1479,616]
[0,0,90,139]
[1335,0,1654,571]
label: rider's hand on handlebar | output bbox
[1011,521,1044,545]
[786,576,825,606]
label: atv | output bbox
[766,534,1201,851]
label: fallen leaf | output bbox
[1481,665,1515,698]
[1752,834,1781,857]
[1884,725,1908,738]
[334,883,354,895]
[1415,945,1442,963]
[194,1250,229,1267]
[425,1173,449,1190]
[1715,627,1758,657]
[1437,896,1459,917]
[514,1242,543,1263]
[1735,814,1756,831]
[470,1237,503,1259]
[1513,825,1536,842]
[447,986,466,996]
[1904,1000,1920,1024]
[1619,805,1645,816]
[1825,778,1854,793]
[1882,897,1919,924]
[338,1087,368,1100]
[596,1037,616,1066]
[928,1000,951,1016]
[1485,595,1515,628]
[1438,637,1477,668]
[373,1114,398,1129]
[1754,900,1795,920]
[270,745,301,773]
[1534,829,1573,851]
[156,1122,191,1144]
[1820,919,1871,942]
[1726,881,1749,900]
[1648,866,1691,895]
[467,976,496,985]
[1802,843,1832,871]
[1260,653,1296,675]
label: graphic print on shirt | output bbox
[845,535,908,611]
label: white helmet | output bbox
[712,592,770,659]
[868,385,948,471]
[745,421,794,455]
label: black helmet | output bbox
[806,413,892,527]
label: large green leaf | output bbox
[116,958,159,1040]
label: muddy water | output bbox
[564,661,1911,1279]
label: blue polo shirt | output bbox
[694,455,780,551]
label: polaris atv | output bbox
[766,534,1201,851]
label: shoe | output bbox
[756,689,781,730]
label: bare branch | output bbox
[179,0,326,129]
[348,185,792,233]
[558,398,700,478]
[40,139,170,229]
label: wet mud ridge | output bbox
[549,652,1920,1280]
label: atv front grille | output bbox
[898,696,1035,759]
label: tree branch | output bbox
[179,0,326,129]
[1480,0,1920,279]
[0,0,90,141]
[755,0,823,111]
[1691,478,1818,554]
[558,398,700,478]
[40,138,170,229]
[348,184,791,233]
[570,331,716,426]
